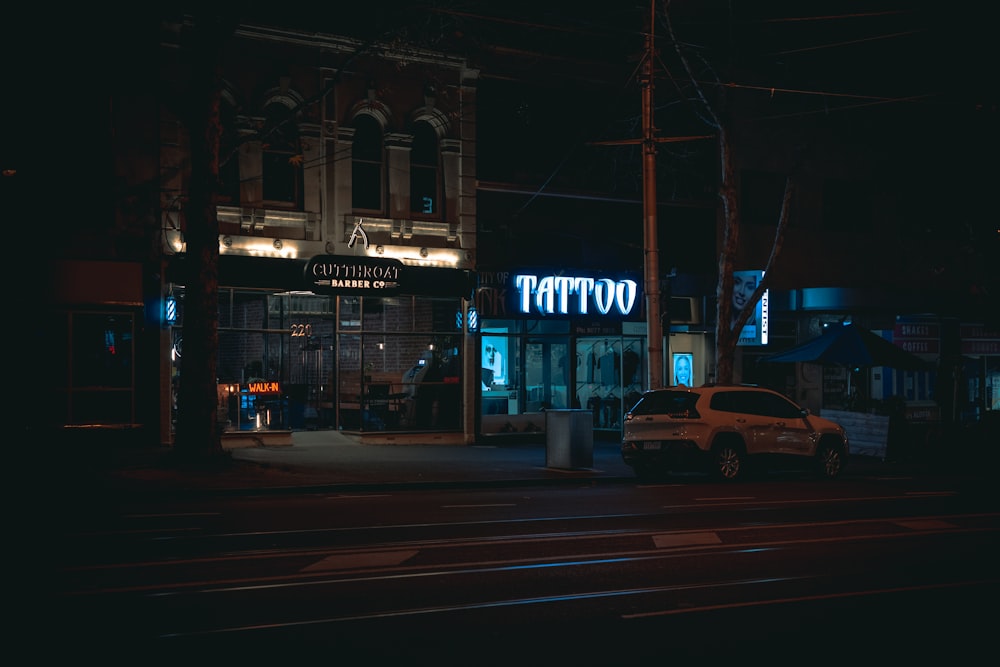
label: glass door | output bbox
[524,338,570,412]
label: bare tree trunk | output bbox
[174,17,236,463]
[714,125,740,384]
[714,122,793,385]
[662,3,791,386]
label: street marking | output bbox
[653,532,722,548]
[894,519,956,530]
[301,549,418,572]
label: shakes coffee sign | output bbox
[304,255,404,295]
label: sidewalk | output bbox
[68,429,639,496]
[231,429,637,490]
[51,425,959,499]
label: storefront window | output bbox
[170,284,464,434]
[340,296,463,432]
[46,310,137,427]
[576,335,644,433]
[525,338,569,411]
[339,297,362,330]
[480,319,581,435]
[985,357,1000,412]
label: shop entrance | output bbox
[525,338,571,412]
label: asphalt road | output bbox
[52,462,1000,661]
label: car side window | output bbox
[757,392,802,419]
[633,391,698,416]
[710,391,737,413]
[733,391,764,416]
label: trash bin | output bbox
[545,409,594,469]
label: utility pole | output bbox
[640,5,662,389]
[591,1,711,390]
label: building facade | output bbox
[43,17,481,445]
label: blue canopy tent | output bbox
[762,323,929,371]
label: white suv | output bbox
[621,385,849,481]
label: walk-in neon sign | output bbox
[247,381,281,394]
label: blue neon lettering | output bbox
[616,279,638,314]
[515,274,537,313]
[514,273,637,317]
[536,276,556,313]
[574,277,595,313]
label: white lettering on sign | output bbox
[304,255,403,294]
[895,322,940,339]
[963,340,1000,354]
[514,274,638,317]
[899,340,932,353]
[760,289,769,345]
[310,262,400,280]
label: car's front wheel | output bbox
[711,441,745,481]
[815,440,845,479]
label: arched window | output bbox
[352,114,384,213]
[261,102,302,207]
[410,121,440,218]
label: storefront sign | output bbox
[960,323,1000,355]
[513,273,639,317]
[894,321,940,354]
[735,269,768,346]
[304,255,403,295]
[247,381,281,394]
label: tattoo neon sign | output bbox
[514,274,639,317]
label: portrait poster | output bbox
[482,329,508,386]
[672,353,694,387]
[733,269,768,346]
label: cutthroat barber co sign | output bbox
[304,255,403,295]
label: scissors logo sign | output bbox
[348,218,369,250]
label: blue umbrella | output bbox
[762,323,929,371]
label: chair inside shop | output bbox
[364,383,392,430]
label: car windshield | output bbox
[629,390,699,417]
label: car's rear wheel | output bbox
[816,440,845,479]
[711,441,745,481]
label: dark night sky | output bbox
[4,3,993,265]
